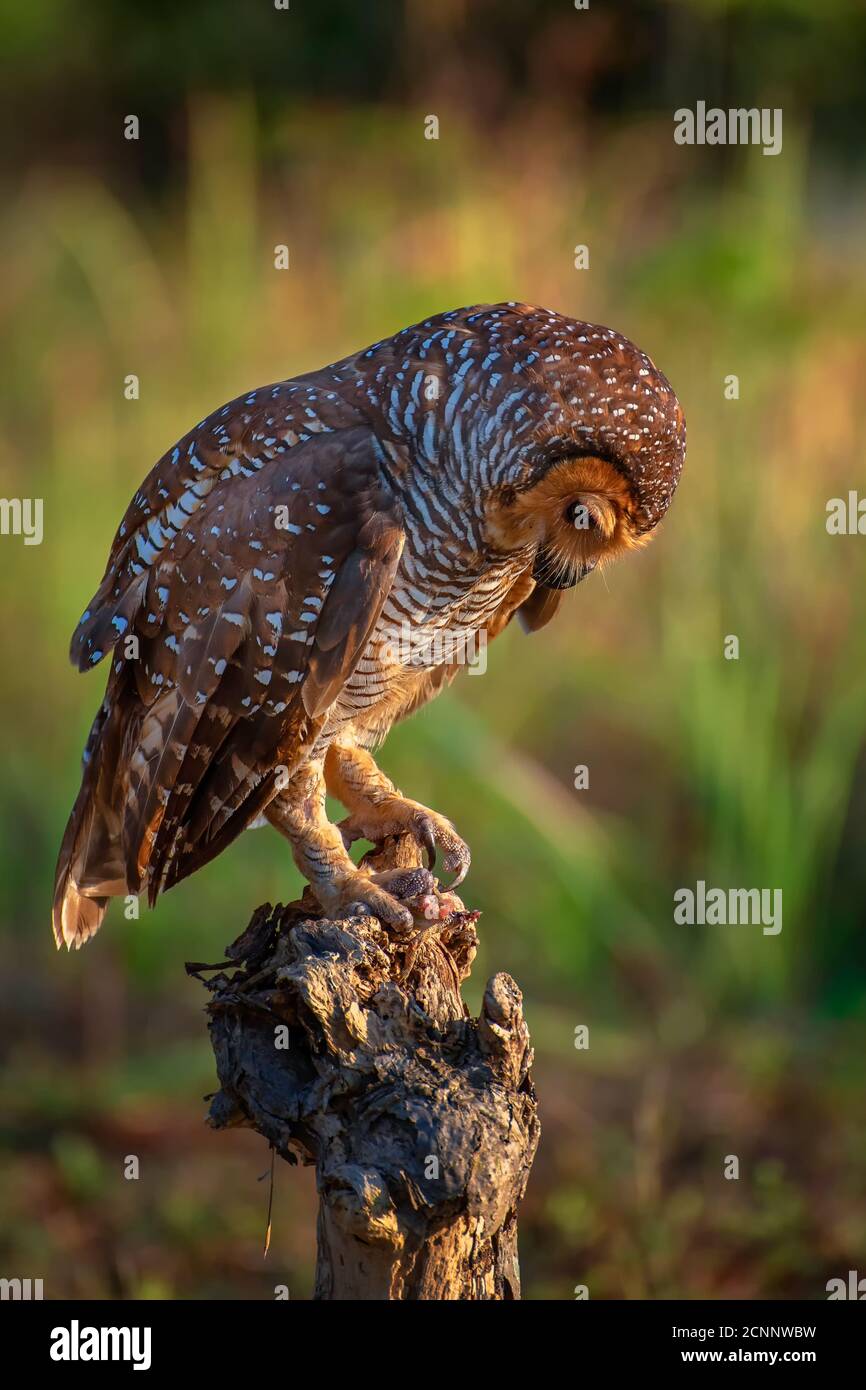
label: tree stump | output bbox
[192,840,540,1300]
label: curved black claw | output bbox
[441,843,471,888]
[408,812,470,887]
[413,815,439,871]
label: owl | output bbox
[54,302,685,948]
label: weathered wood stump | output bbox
[192,840,540,1300]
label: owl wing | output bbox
[71,424,403,903]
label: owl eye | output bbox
[565,500,595,531]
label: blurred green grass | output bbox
[1,94,865,1297]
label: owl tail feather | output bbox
[52,878,110,952]
[53,695,128,950]
[53,785,128,950]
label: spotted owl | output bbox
[53,302,685,947]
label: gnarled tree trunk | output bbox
[193,844,539,1300]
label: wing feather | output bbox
[70,424,404,902]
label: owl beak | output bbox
[532,551,598,590]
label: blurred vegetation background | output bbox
[1,0,865,1299]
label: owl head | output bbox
[483,307,686,589]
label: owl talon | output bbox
[411,811,470,887]
[336,801,469,889]
[442,844,471,888]
[414,816,438,870]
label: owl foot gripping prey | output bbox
[261,752,467,930]
[53,302,685,948]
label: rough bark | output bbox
[192,839,540,1300]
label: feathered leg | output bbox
[324,743,471,886]
[264,760,433,929]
